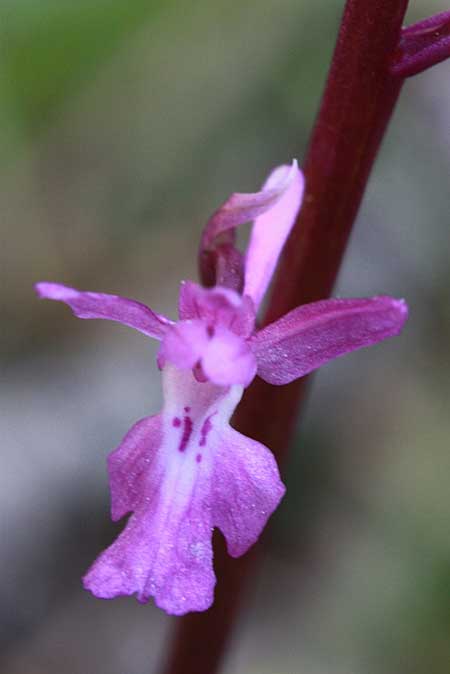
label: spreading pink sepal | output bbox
[243,161,304,309]
[83,365,284,615]
[35,282,172,340]
[250,296,408,385]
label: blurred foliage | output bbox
[0,0,169,133]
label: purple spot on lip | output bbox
[196,453,202,463]
[178,415,193,452]
[172,417,181,427]
[184,406,191,413]
[199,413,216,447]
[206,325,215,338]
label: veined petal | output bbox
[35,282,172,340]
[84,366,246,615]
[243,161,304,309]
[199,160,302,290]
[178,280,255,337]
[250,296,408,385]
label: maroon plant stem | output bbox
[161,1,409,673]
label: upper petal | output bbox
[243,161,304,309]
[201,161,300,249]
[199,160,302,291]
[250,296,408,385]
[158,320,211,370]
[35,282,172,340]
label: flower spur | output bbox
[35,160,408,615]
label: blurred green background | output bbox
[0,1,449,673]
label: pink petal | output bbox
[84,366,245,615]
[212,428,285,557]
[201,160,299,249]
[250,296,408,385]
[243,161,304,309]
[35,282,172,340]
[178,280,255,337]
[199,160,302,290]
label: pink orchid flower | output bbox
[35,161,408,615]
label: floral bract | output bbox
[35,161,408,615]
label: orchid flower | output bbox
[35,161,408,615]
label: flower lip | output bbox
[83,365,284,615]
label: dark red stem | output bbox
[162,1,411,673]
